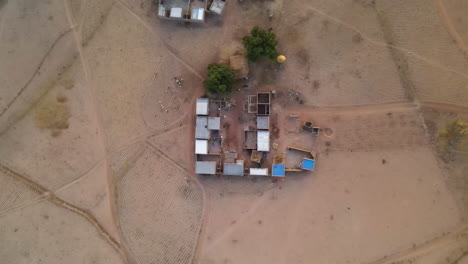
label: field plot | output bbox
[441,0,468,54]
[273,0,407,107]
[0,170,41,213]
[83,3,165,149]
[0,0,70,113]
[0,60,105,190]
[118,146,203,264]
[147,125,192,170]
[0,200,123,264]
[0,0,77,133]
[109,141,146,175]
[202,148,460,264]
[376,0,468,106]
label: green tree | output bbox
[204,63,235,94]
[242,27,279,61]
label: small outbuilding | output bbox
[170,7,183,18]
[250,168,269,176]
[257,93,271,116]
[272,164,285,177]
[208,117,221,130]
[257,116,269,130]
[257,131,270,152]
[223,160,244,176]
[196,161,217,175]
[195,139,208,155]
[191,8,205,21]
[301,158,316,171]
[196,98,209,115]
[210,0,225,15]
[244,130,257,150]
[196,116,210,139]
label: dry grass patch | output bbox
[34,99,70,134]
[438,120,468,157]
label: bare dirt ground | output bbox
[1,0,468,263]
[201,148,460,264]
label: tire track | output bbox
[435,0,468,57]
[365,223,468,264]
[0,27,74,119]
[0,163,123,255]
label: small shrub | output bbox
[242,27,279,61]
[203,63,235,94]
[35,100,70,130]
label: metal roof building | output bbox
[208,117,221,130]
[191,8,205,21]
[257,131,270,152]
[223,160,244,176]
[169,7,183,18]
[302,158,316,171]
[195,139,208,155]
[272,164,285,177]
[210,0,225,15]
[196,116,210,139]
[257,116,269,130]
[250,168,269,176]
[196,98,209,115]
[196,161,217,175]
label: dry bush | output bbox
[35,100,70,131]
[56,94,68,103]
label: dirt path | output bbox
[421,101,468,115]
[0,163,124,256]
[435,0,468,57]
[365,223,468,264]
[0,27,74,120]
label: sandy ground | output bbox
[201,148,460,264]
[0,200,123,264]
[1,0,468,263]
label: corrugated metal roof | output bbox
[223,160,244,176]
[272,164,285,177]
[250,168,269,176]
[208,117,221,130]
[196,98,209,115]
[191,8,204,21]
[210,0,225,14]
[195,116,210,139]
[257,131,270,152]
[302,159,315,170]
[195,140,208,154]
[196,161,216,175]
[170,7,182,18]
[257,116,269,130]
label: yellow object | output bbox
[277,55,286,63]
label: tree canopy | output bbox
[203,63,235,94]
[242,27,279,61]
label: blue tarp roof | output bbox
[302,159,315,170]
[272,164,285,177]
